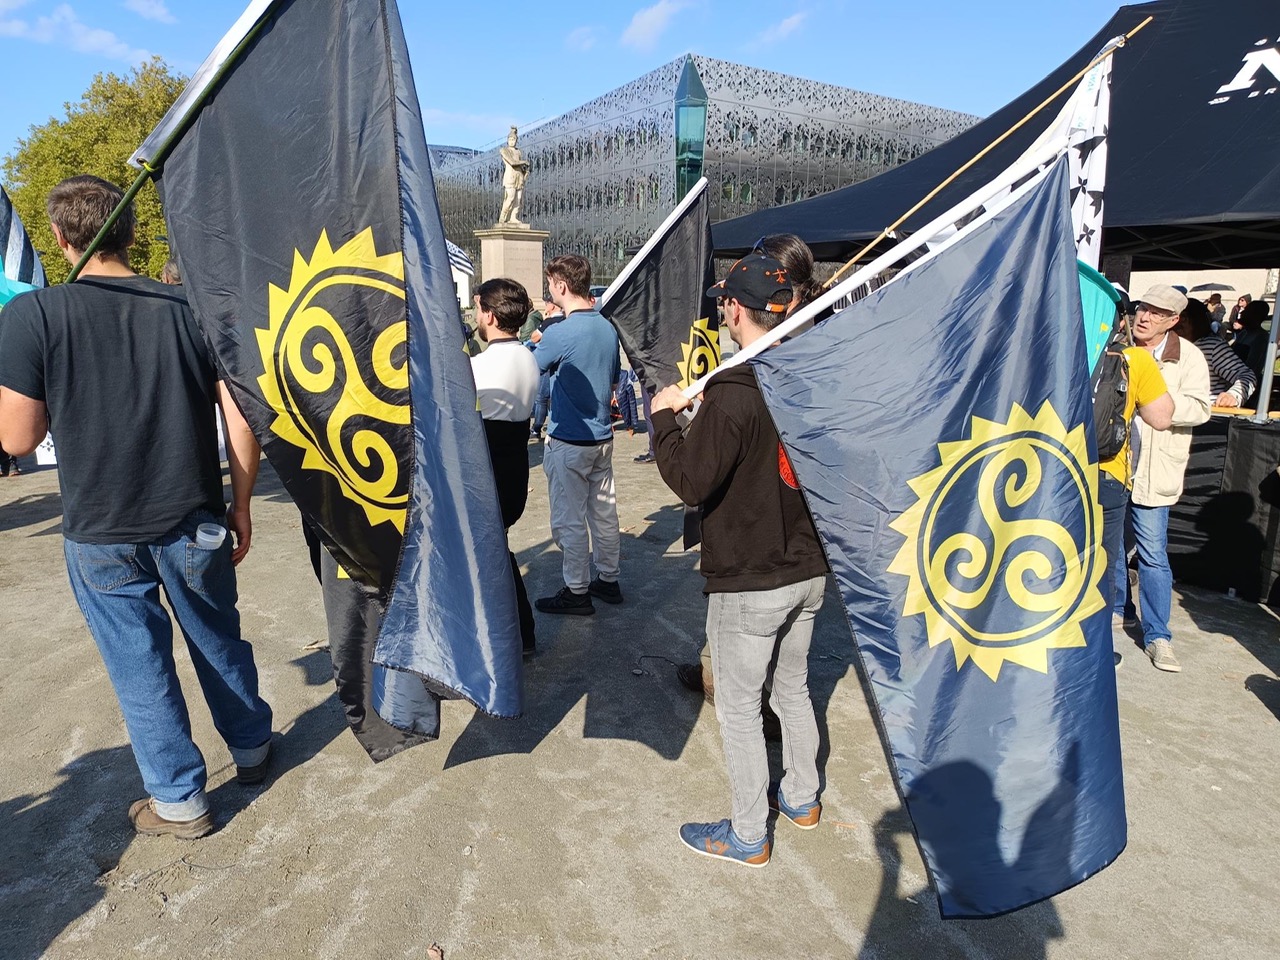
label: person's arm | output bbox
[1204,337,1257,407]
[0,299,49,454]
[1137,392,1173,431]
[217,381,261,565]
[650,384,744,507]
[0,387,47,455]
[534,324,564,372]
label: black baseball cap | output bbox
[706,254,793,314]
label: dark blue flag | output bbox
[134,0,523,756]
[753,159,1124,917]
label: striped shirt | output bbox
[1196,334,1257,404]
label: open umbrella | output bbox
[1189,281,1235,293]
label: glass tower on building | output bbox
[432,54,978,283]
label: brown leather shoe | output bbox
[128,798,214,839]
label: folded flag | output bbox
[131,0,523,755]
[754,159,1125,917]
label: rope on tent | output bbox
[823,15,1155,291]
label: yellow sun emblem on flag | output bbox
[888,402,1105,680]
[677,316,721,388]
[256,228,410,532]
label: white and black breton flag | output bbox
[446,238,474,276]
[1,185,46,293]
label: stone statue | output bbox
[498,126,530,226]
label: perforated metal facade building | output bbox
[432,55,979,283]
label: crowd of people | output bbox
[0,173,1268,869]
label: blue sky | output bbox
[0,0,1126,160]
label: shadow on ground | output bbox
[0,651,345,960]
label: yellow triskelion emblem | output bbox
[257,228,410,532]
[888,402,1105,680]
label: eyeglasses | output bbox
[1137,304,1176,320]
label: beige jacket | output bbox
[1131,332,1211,507]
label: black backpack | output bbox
[1091,315,1131,462]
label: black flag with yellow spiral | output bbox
[135,0,523,757]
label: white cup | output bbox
[196,522,227,550]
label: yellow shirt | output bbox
[1100,346,1167,487]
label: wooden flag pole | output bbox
[823,15,1154,291]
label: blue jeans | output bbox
[707,576,826,843]
[532,370,551,434]
[63,509,273,820]
[616,378,638,430]
[1123,503,1173,646]
[1099,473,1130,624]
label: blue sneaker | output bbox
[769,786,821,830]
[678,818,770,868]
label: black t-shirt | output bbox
[0,276,225,543]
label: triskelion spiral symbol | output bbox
[923,438,1089,640]
[257,229,411,532]
[888,403,1106,680]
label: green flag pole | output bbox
[67,6,278,282]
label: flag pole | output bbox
[822,16,1152,291]
[66,2,280,282]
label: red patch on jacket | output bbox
[778,443,799,490]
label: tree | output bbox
[1,58,185,285]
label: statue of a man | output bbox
[498,126,530,225]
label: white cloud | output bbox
[123,0,175,24]
[621,0,685,52]
[0,4,150,62]
[750,11,808,48]
[566,26,597,52]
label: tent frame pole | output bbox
[1250,287,1278,422]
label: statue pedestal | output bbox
[474,224,551,302]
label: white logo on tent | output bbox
[1210,37,1280,105]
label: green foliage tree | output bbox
[1,58,185,285]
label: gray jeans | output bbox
[707,576,826,843]
[543,438,621,592]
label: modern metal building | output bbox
[432,54,979,282]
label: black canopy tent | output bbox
[713,0,1280,271]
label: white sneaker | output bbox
[1146,639,1181,673]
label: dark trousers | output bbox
[485,418,537,653]
[1098,473,1129,618]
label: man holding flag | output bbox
[0,175,273,839]
[123,0,524,754]
[652,253,829,867]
